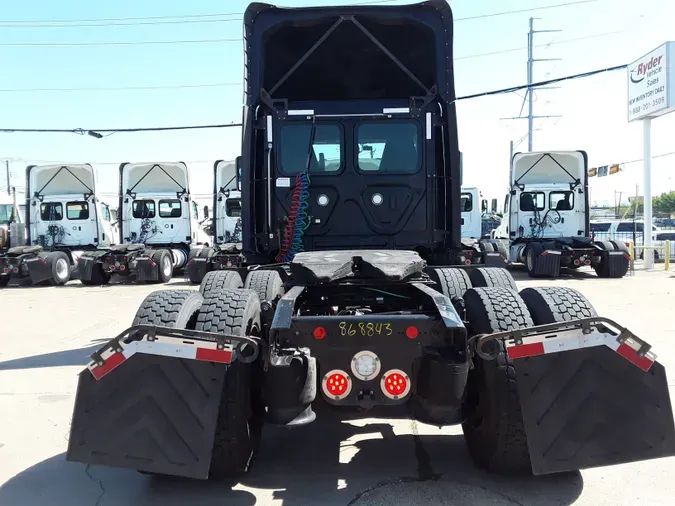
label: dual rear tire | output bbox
[462,285,596,475]
[136,268,284,480]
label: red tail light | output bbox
[321,370,352,400]
[313,327,326,340]
[405,326,418,339]
[381,369,411,400]
[119,264,126,271]
[464,259,471,265]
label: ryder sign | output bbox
[627,42,674,121]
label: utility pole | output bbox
[5,160,10,195]
[501,17,562,152]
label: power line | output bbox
[0,0,599,28]
[0,83,241,92]
[0,29,625,93]
[0,64,627,135]
[0,38,239,47]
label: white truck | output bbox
[492,150,630,278]
[0,164,117,287]
[460,186,505,263]
[77,162,211,285]
[186,159,244,283]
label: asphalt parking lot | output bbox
[1,267,674,506]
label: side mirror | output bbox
[491,198,498,213]
[203,205,209,219]
[235,156,242,191]
[481,199,488,213]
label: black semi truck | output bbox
[67,0,675,482]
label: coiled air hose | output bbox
[276,171,311,262]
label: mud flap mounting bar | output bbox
[474,317,657,372]
[86,325,261,380]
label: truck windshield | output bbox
[0,205,12,224]
[357,121,420,173]
[279,123,342,175]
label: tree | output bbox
[653,191,675,215]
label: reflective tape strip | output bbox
[506,332,656,372]
[87,335,235,380]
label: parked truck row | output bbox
[0,161,241,288]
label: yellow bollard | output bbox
[666,240,671,271]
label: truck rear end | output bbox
[66,0,675,483]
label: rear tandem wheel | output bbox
[195,288,264,480]
[462,287,534,475]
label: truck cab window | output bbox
[132,200,155,219]
[357,121,420,173]
[550,191,574,211]
[66,201,90,220]
[159,199,182,218]
[226,198,242,217]
[461,193,473,212]
[101,204,111,222]
[519,192,545,211]
[279,123,342,175]
[40,202,63,221]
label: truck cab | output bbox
[494,151,628,277]
[1,164,116,287]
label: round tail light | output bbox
[381,369,411,400]
[574,259,580,266]
[584,259,591,265]
[405,326,419,339]
[119,264,126,271]
[313,326,326,340]
[464,259,471,265]
[321,370,352,400]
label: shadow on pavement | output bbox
[0,409,584,506]
[0,340,107,371]
[508,264,599,282]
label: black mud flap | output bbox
[135,258,159,282]
[186,257,210,283]
[67,354,226,479]
[76,255,96,281]
[514,347,675,475]
[25,255,53,284]
[534,250,561,277]
[482,252,505,267]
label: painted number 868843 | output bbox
[338,321,393,337]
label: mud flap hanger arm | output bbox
[89,324,262,368]
[473,317,653,362]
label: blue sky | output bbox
[1,0,674,208]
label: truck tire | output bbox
[150,249,173,283]
[80,264,111,286]
[519,286,596,325]
[594,241,629,278]
[479,240,496,253]
[489,239,508,258]
[244,269,284,302]
[525,242,544,278]
[130,289,204,477]
[469,267,517,291]
[195,288,263,479]
[47,251,71,285]
[428,267,471,300]
[132,289,204,328]
[462,287,534,475]
[0,275,9,288]
[200,270,244,298]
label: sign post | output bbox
[627,42,674,269]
